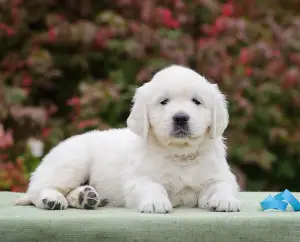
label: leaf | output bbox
[4,87,27,105]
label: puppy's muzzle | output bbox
[173,113,189,125]
[172,113,190,138]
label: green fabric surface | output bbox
[1,192,300,242]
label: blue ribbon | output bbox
[260,189,300,211]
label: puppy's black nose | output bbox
[173,113,190,125]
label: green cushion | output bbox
[1,192,300,242]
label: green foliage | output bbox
[1,0,300,192]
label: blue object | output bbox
[260,189,300,211]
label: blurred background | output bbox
[1,0,300,193]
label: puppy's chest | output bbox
[154,163,201,192]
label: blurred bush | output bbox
[1,0,300,192]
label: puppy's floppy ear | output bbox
[209,84,229,139]
[126,84,149,139]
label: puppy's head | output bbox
[127,65,228,148]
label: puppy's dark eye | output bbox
[192,98,201,105]
[160,98,169,105]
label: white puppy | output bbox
[16,65,240,213]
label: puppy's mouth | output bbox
[171,126,191,138]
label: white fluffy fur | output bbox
[16,65,240,213]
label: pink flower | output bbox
[0,154,9,161]
[6,131,13,146]
[21,73,33,86]
[239,48,251,64]
[42,128,52,138]
[6,27,15,36]
[130,22,140,33]
[0,127,14,148]
[156,7,180,29]
[222,2,234,17]
[48,105,58,115]
[168,19,180,29]
[209,26,218,36]
[282,68,299,89]
[198,38,206,47]
[156,7,172,19]
[289,54,300,66]
[0,23,15,36]
[48,27,56,43]
[214,16,228,33]
[94,31,104,48]
[66,97,80,106]
[77,119,98,129]
[244,67,253,76]
[272,50,281,57]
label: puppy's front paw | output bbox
[38,189,68,210]
[206,194,240,212]
[138,196,172,214]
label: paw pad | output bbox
[99,198,109,207]
[42,198,66,210]
[84,187,92,192]
[79,186,101,209]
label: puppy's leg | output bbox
[198,181,240,212]
[124,177,172,214]
[17,134,92,210]
[66,185,108,209]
